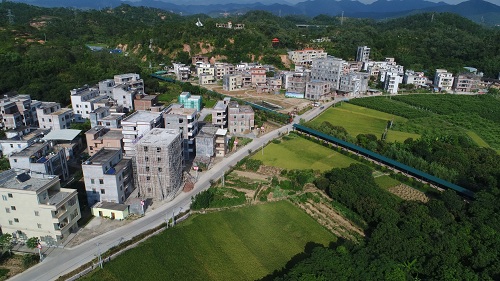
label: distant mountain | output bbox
[9,0,500,25]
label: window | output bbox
[158,167,162,172]
[91,179,95,184]
[145,167,150,172]
[8,193,12,198]
[10,206,16,211]
[10,144,13,148]
[120,185,123,191]
[2,195,7,200]
[157,157,162,162]
[37,223,42,229]
[143,147,148,152]
[146,176,151,181]
[156,147,161,153]
[100,189,105,194]
[48,119,52,122]
[147,188,152,193]
[99,179,104,184]
[145,157,149,162]
[92,188,97,194]
[89,147,93,151]
[5,208,10,213]
[14,218,19,223]
[34,211,39,216]
[8,220,12,225]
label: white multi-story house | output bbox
[9,141,69,181]
[404,70,428,88]
[311,56,345,91]
[356,46,370,63]
[113,73,144,94]
[0,169,80,245]
[70,85,107,122]
[121,111,163,156]
[434,69,455,92]
[339,72,370,96]
[112,84,139,113]
[384,71,402,94]
[36,102,73,130]
[223,74,243,91]
[215,62,235,80]
[82,148,134,205]
[288,48,327,67]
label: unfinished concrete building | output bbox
[164,107,198,161]
[135,128,183,201]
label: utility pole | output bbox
[7,9,14,25]
[96,242,103,269]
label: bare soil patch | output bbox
[65,217,137,248]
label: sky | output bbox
[164,0,500,5]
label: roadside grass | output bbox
[374,175,402,189]
[311,103,412,140]
[81,201,336,281]
[466,130,490,148]
[252,135,359,171]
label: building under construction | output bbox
[135,128,183,201]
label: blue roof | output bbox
[293,124,475,199]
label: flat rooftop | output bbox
[10,142,47,157]
[168,107,197,116]
[197,125,218,138]
[101,114,124,121]
[102,130,123,140]
[214,100,228,111]
[43,129,81,141]
[122,111,161,123]
[52,108,72,116]
[71,86,99,96]
[139,95,157,101]
[91,107,109,114]
[137,128,179,146]
[92,201,129,211]
[85,148,120,165]
[0,169,58,192]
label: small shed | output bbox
[91,201,130,220]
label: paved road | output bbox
[9,100,335,281]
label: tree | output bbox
[26,237,39,250]
[0,233,13,256]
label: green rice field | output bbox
[82,201,336,281]
[252,135,359,171]
[311,103,420,142]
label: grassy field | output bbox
[374,175,402,189]
[311,103,419,142]
[82,201,336,281]
[466,130,490,148]
[252,135,359,171]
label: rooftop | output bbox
[101,114,124,121]
[85,148,121,165]
[43,129,81,141]
[52,108,73,116]
[167,107,197,116]
[10,142,48,157]
[137,128,179,146]
[39,102,59,109]
[102,130,123,140]
[196,125,218,138]
[122,111,161,123]
[138,95,157,101]
[0,169,58,192]
[47,191,73,206]
[92,201,129,211]
[91,107,109,114]
[216,129,227,136]
[214,100,228,111]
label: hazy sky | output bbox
[166,0,500,5]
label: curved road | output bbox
[9,101,334,281]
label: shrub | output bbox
[272,139,281,144]
[245,159,263,172]
[22,254,38,269]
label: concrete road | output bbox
[9,100,335,281]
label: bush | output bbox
[272,139,281,144]
[22,254,38,269]
[245,159,263,172]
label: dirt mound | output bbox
[389,184,429,203]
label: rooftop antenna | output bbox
[7,9,14,25]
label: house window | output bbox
[144,147,148,152]
[2,195,7,201]
[8,193,12,198]
[10,144,13,148]
[8,220,12,225]
[157,157,162,162]
[11,206,16,211]
[34,211,39,216]
[146,176,150,181]
[5,208,10,213]
[156,147,161,153]
[92,188,97,194]
[99,179,104,184]
[37,223,42,229]
[100,189,105,194]
[145,167,150,172]
[14,218,19,223]
[91,179,95,184]
[145,157,149,162]
[158,167,162,172]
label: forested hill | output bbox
[0,2,500,105]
